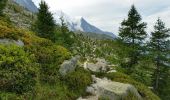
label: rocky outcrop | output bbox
[4,0,36,29]
[0,39,24,46]
[59,56,80,76]
[84,58,109,72]
[78,75,142,100]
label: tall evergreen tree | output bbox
[0,0,7,16]
[118,5,147,73]
[35,0,55,41]
[149,18,170,97]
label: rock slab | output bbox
[79,75,142,100]
[59,56,80,76]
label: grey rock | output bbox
[4,0,36,29]
[0,39,24,46]
[84,76,142,100]
[84,58,109,72]
[59,56,80,76]
[86,86,96,95]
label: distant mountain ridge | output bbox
[53,11,116,38]
[12,0,38,12]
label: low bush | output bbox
[0,17,24,40]
[0,45,37,94]
[64,67,92,98]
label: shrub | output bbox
[64,67,92,97]
[30,45,71,84]
[0,0,7,16]
[0,45,37,94]
[0,18,23,40]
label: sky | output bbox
[32,0,170,35]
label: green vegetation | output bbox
[0,0,7,16]
[0,1,169,100]
[0,45,37,94]
[149,18,170,99]
[0,7,90,99]
[64,67,92,96]
[119,5,147,74]
[34,1,56,41]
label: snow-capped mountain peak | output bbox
[53,11,116,38]
[53,11,84,32]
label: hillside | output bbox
[0,16,160,100]
[13,0,38,12]
[3,0,36,29]
[0,0,169,100]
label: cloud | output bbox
[32,0,170,35]
[144,7,170,35]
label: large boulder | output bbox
[80,75,142,100]
[59,55,80,76]
[84,58,109,72]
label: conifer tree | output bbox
[118,5,147,73]
[149,18,170,96]
[119,5,147,43]
[59,16,75,48]
[35,0,55,41]
[0,0,7,16]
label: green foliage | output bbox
[0,45,37,94]
[0,0,7,16]
[118,5,147,74]
[64,67,92,96]
[25,41,71,84]
[54,18,76,49]
[149,18,170,99]
[130,55,154,86]
[119,5,147,43]
[34,1,56,41]
[0,17,23,40]
[30,67,92,100]
[0,92,20,100]
[0,3,165,100]
[32,82,72,100]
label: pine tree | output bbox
[119,5,147,43]
[118,5,147,73]
[0,0,7,16]
[35,0,56,41]
[60,16,69,35]
[59,16,75,48]
[149,18,170,96]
